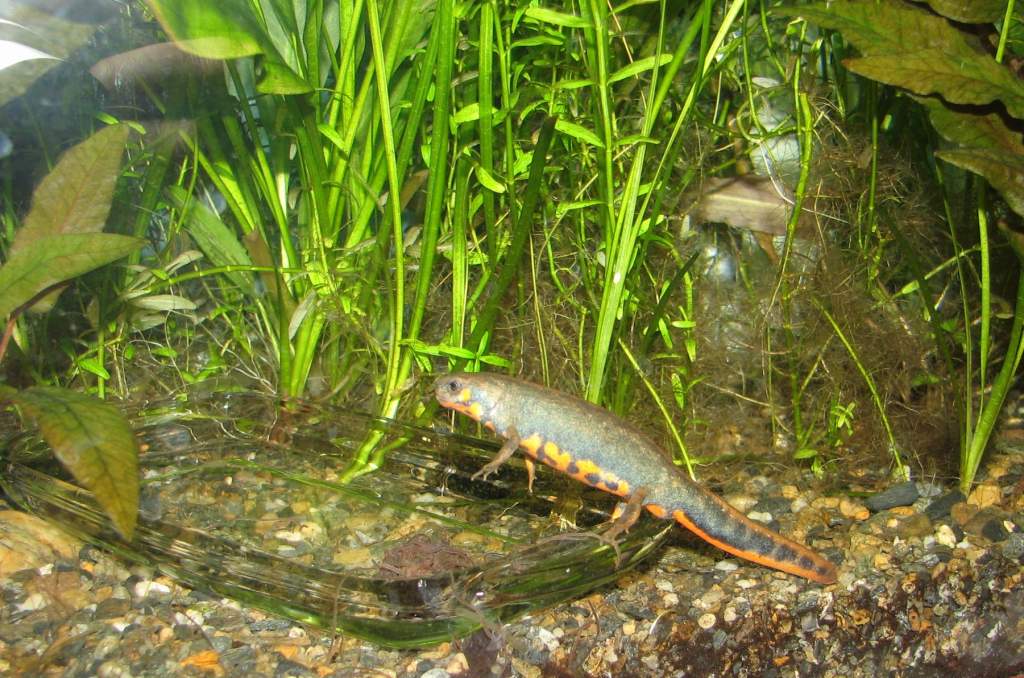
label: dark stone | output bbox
[925,490,965,520]
[981,518,1010,542]
[752,496,791,517]
[1002,533,1024,560]
[865,481,919,512]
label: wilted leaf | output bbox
[782,2,1024,118]
[923,0,1005,23]
[916,97,1024,154]
[692,176,801,235]
[129,294,198,311]
[0,233,145,319]
[90,42,221,91]
[9,387,139,540]
[937,148,1024,218]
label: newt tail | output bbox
[434,372,838,585]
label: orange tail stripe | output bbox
[671,509,837,584]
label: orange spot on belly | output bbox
[646,503,667,518]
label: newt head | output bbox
[433,372,504,425]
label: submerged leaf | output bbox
[923,0,1005,23]
[937,149,1024,218]
[90,42,221,91]
[9,387,139,540]
[0,233,145,320]
[916,97,1024,155]
[783,2,1024,118]
[145,0,262,59]
[166,187,256,296]
[0,39,59,71]
[13,125,131,254]
[692,176,799,235]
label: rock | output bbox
[924,490,965,520]
[967,484,1001,508]
[0,511,82,576]
[839,498,870,521]
[865,481,919,512]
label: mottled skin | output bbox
[434,372,838,584]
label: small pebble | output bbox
[935,524,958,548]
[698,613,716,629]
[839,498,870,521]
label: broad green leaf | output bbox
[452,103,480,125]
[555,120,605,148]
[13,125,131,255]
[474,165,506,193]
[524,7,589,28]
[10,387,139,540]
[923,0,1005,23]
[76,357,111,380]
[937,149,1024,218]
[259,59,313,94]
[916,96,1024,155]
[608,54,674,85]
[0,233,145,319]
[166,186,256,296]
[782,2,1024,118]
[846,51,1024,118]
[145,0,263,59]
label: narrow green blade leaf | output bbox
[0,233,145,319]
[11,387,139,540]
[524,7,589,28]
[608,54,674,85]
[166,186,256,296]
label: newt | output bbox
[434,372,838,584]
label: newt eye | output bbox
[444,378,461,393]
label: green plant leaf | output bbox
[9,124,133,312]
[524,7,589,28]
[936,148,1024,218]
[782,2,1024,118]
[13,124,131,254]
[922,0,1005,23]
[166,186,256,296]
[0,233,145,320]
[145,0,263,59]
[9,387,139,540]
[608,54,674,85]
[555,119,605,148]
[916,96,1024,154]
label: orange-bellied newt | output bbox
[434,372,838,585]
